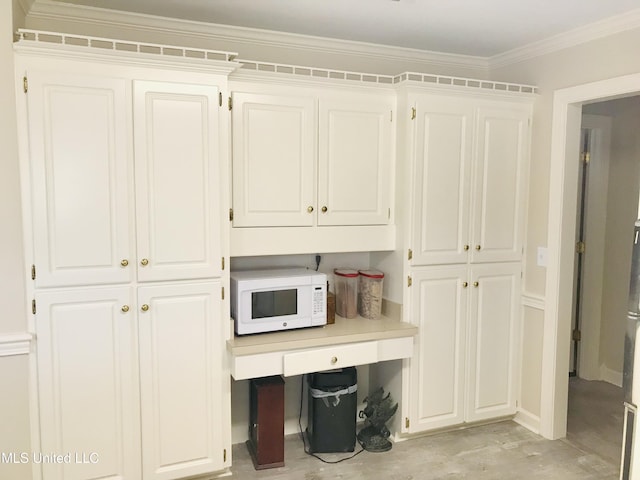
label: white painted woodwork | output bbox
[410,96,530,266]
[411,95,473,265]
[407,263,520,432]
[408,266,468,431]
[466,263,521,421]
[231,92,316,227]
[134,81,222,282]
[138,281,225,480]
[283,341,377,376]
[27,72,133,287]
[317,96,392,225]
[35,287,140,480]
[471,104,529,263]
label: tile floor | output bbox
[229,378,624,479]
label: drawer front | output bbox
[283,341,377,376]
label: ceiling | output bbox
[47,0,640,57]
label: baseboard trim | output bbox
[0,333,32,357]
[600,365,623,388]
[514,409,541,434]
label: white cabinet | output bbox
[27,72,134,288]
[35,287,140,480]
[410,94,530,266]
[138,281,226,480]
[407,263,520,434]
[134,81,222,281]
[231,90,393,228]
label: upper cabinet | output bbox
[26,72,225,287]
[409,93,531,266]
[231,90,393,228]
[229,82,396,256]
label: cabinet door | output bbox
[408,266,468,433]
[231,92,316,227]
[317,96,393,225]
[471,103,530,263]
[138,281,227,480]
[466,263,521,422]
[411,95,474,265]
[134,81,222,282]
[36,287,140,480]
[27,71,133,287]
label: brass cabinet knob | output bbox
[331,356,338,364]
[321,206,328,213]
[307,206,314,213]
[140,258,149,266]
[462,282,468,288]
[121,305,129,312]
[141,304,149,312]
[473,281,479,287]
[463,245,469,251]
[475,245,481,251]
[120,259,129,267]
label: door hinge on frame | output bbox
[228,96,233,111]
[407,276,412,287]
[223,449,227,462]
[221,257,225,270]
[405,417,410,429]
[411,107,416,120]
[32,299,36,315]
[581,151,591,164]
[229,208,234,222]
[576,241,586,254]
[221,287,225,300]
[573,329,582,342]
[408,249,413,261]
[31,264,36,280]
[23,76,28,93]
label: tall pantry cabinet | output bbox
[398,86,533,434]
[16,38,237,480]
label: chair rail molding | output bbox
[0,333,32,357]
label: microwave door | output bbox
[252,289,297,319]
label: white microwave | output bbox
[230,268,327,335]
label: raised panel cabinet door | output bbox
[466,263,521,422]
[408,266,468,432]
[471,103,530,263]
[317,96,393,225]
[138,281,227,480]
[35,287,140,480]
[27,71,133,287]
[231,92,316,227]
[411,95,474,266]
[134,81,222,282]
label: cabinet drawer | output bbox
[283,341,377,376]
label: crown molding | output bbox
[490,7,640,69]
[16,0,35,16]
[26,0,489,75]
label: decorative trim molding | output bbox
[26,0,489,74]
[0,333,32,357]
[522,293,545,311]
[490,8,640,68]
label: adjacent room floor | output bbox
[230,377,623,479]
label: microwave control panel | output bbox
[312,286,326,316]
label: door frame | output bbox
[543,72,640,439]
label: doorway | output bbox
[542,74,640,441]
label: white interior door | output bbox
[134,81,222,282]
[27,71,133,287]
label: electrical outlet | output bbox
[537,247,548,267]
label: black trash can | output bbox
[306,367,357,453]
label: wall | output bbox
[0,0,32,478]
[492,27,640,426]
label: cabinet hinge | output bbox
[572,329,582,342]
[223,449,227,462]
[218,92,222,107]
[222,287,225,300]
[408,249,413,261]
[390,110,393,122]
[23,76,28,93]
[411,107,416,120]
[388,207,391,220]
[576,241,585,254]
[405,417,410,429]
[229,208,234,222]
[221,257,225,270]
[228,96,233,111]
[32,299,36,315]
[407,276,412,287]
[31,264,36,280]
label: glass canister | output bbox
[358,270,384,319]
[334,268,359,318]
